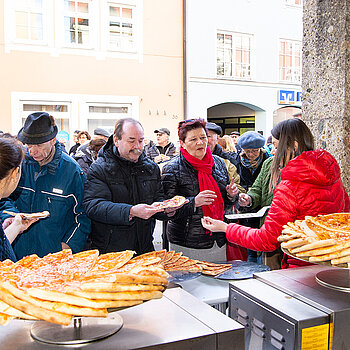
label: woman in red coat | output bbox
[202,118,350,268]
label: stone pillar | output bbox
[303,0,350,191]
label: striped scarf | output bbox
[240,150,263,174]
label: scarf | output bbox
[240,150,263,174]
[181,147,224,221]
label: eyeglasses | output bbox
[243,149,260,155]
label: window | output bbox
[87,103,132,135]
[63,0,91,46]
[14,0,45,42]
[108,3,135,51]
[20,101,71,133]
[279,40,301,83]
[217,32,252,79]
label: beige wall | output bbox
[0,0,183,143]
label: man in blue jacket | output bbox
[0,112,90,259]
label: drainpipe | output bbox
[183,0,187,120]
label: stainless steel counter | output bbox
[229,265,350,349]
[0,287,244,350]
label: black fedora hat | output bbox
[18,112,58,145]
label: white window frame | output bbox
[279,39,302,83]
[4,0,53,52]
[216,31,254,81]
[11,92,139,146]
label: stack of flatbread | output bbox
[0,249,168,326]
[278,213,350,267]
[148,249,232,276]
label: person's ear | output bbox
[113,134,119,147]
[10,167,20,182]
[294,141,299,152]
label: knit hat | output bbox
[17,112,58,145]
[237,131,265,149]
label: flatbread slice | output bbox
[309,248,350,262]
[78,282,165,292]
[27,288,143,309]
[162,251,175,264]
[290,239,337,256]
[3,210,50,220]
[66,289,163,301]
[331,254,350,265]
[281,237,314,249]
[0,282,107,318]
[0,286,72,326]
[0,300,37,320]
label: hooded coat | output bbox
[226,149,350,267]
[83,136,166,254]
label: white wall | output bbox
[185,0,302,136]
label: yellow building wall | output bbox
[0,0,183,142]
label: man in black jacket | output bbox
[145,127,176,164]
[83,118,176,254]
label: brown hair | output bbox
[77,131,91,141]
[0,137,25,180]
[269,118,314,191]
[178,119,207,142]
[89,138,106,154]
[114,118,143,140]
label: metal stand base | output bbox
[30,313,123,345]
[316,269,350,292]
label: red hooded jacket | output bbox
[226,149,350,267]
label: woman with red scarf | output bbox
[162,119,238,262]
[201,118,350,268]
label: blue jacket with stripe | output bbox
[0,141,91,259]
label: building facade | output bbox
[185,0,302,136]
[0,0,183,147]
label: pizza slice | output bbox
[3,210,50,220]
[152,195,187,210]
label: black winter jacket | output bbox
[162,153,233,249]
[145,142,176,162]
[212,144,237,165]
[83,137,166,254]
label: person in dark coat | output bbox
[145,128,176,164]
[0,138,38,261]
[68,130,80,156]
[83,118,181,255]
[162,119,238,262]
[74,139,106,175]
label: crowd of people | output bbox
[0,112,349,271]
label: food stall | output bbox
[229,265,350,350]
[0,286,245,349]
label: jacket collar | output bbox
[102,136,156,175]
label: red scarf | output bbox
[181,147,224,220]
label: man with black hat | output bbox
[145,127,176,164]
[0,112,91,259]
